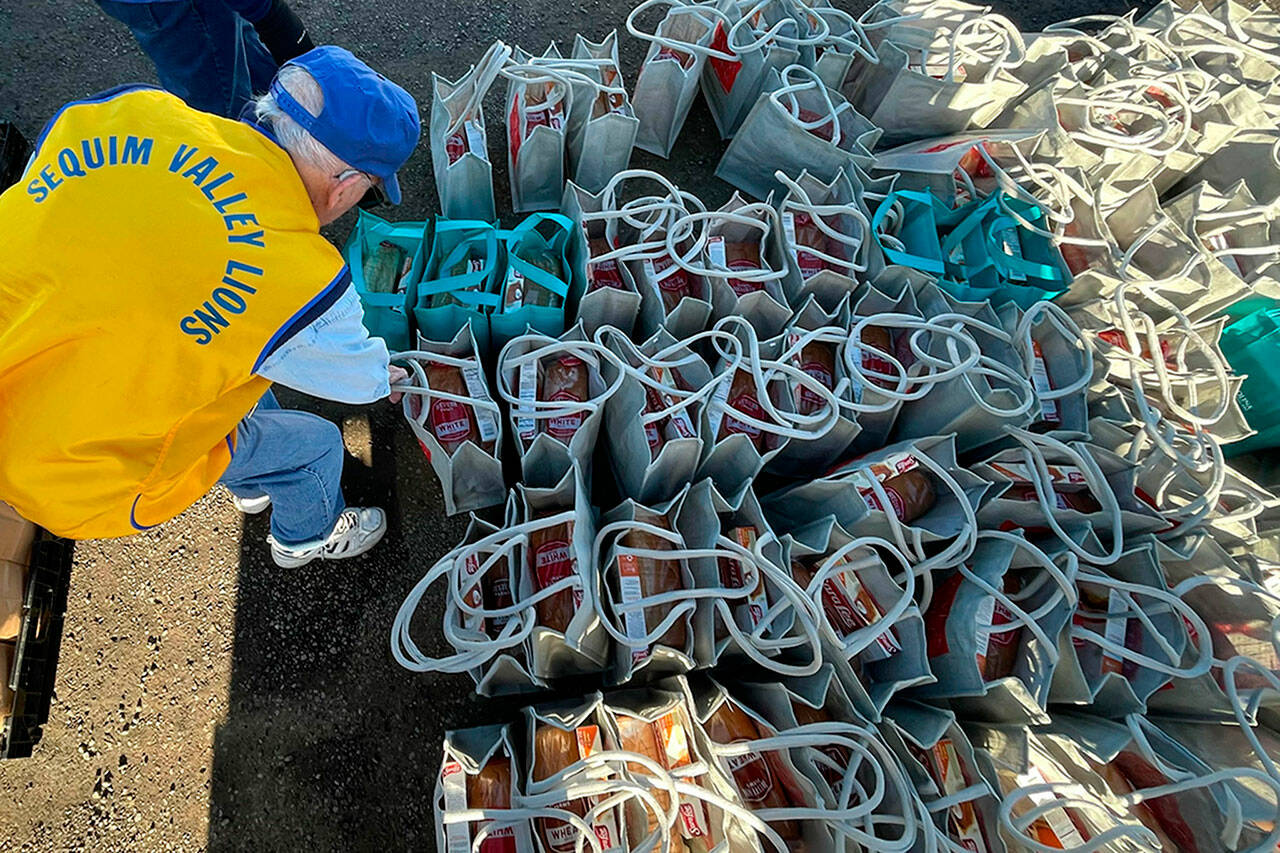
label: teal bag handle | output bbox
[940,194,1001,272]
[420,224,502,307]
[872,189,948,275]
[495,212,574,301]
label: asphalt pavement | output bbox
[0,0,1169,850]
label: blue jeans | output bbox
[219,391,346,548]
[96,0,277,118]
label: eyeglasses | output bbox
[336,168,387,208]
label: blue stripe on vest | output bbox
[251,265,353,373]
[34,84,162,157]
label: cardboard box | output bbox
[0,641,13,719]
[0,561,24,641]
[0,503,34,566]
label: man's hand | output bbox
[388,364,409,404]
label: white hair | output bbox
[253,65,350,173]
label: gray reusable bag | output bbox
[431,40,511,223]
[717,64,879,202]
[396,325,505,515]
[698,0,803,138]
[598,326,717,505]
[627,0,729,157]
[914,530,1077,726]
[561,180,643,339]
[435,724,533,853]
[504,60,572,213]
[774,169,873,314]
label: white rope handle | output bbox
[1071,568,1214,680]
[664,206,792,284]
[775,170,872,274]
[843,314,984,410]
[1001,429,1126,566]
[998,779,1162,853]
[1014,301,1095,405]
[625,0,737,61]
[705,316,842,442]
[494,336,627,432]
[441,40,514,137]
[768,64,846,148]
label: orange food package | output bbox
[791,558,900,661]
[528,513,581,634]
[976,574,1024,682]
[852,453,936,524]
[532,724,595,853]
[908,737,993,853]
[651,248,699,314]
[718,526,770,633]
[587,237,626,292]
[786,211,847,281]
[617,511,687,653]
[718,238,765,297]
[641,365,697,458]
[702,699,805,849]
[794,339,836,417]
[541,354,589,444]
[467,757,518,852]
[426,363,482,456]
[614,709,711,849]
[716,369,768,450]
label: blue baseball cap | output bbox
[270,46,420,205]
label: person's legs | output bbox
[94,0,277,118]
[219,402,346,548]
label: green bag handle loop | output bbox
[872,189,947,275]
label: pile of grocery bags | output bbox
[361,0,1280,849]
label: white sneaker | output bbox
[231,493,272,514]
[269,507,388,568]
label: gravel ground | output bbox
[0,0,1220,849]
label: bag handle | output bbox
[706,316,842,442]
[1015,301,1095,405]
[595,327,747,428]
[728,0,833,51]
[438,40,513,138]
[998,779,1165,853]
[625,0,738,61]
[495,336,626,428]
[419,225,502,301]
[393,351,503,425]
[1001,429,1126,565]
[807,6,880,62]
[775,170,872,275]
[768,64,846,149]
[390,509,590,674]
[1099,282,1233,429]
[1071,568,1214,680]
[843,313,985,411]
[664,205,791,284]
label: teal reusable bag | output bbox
[871,188,968,276]
[1222,308,1280,454]
[414,218,502,355]
[939,194,1070,309]
[489,213,573,349]
[342,209,425,352]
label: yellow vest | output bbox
[0,86,349,538]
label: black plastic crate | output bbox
[2,533,72,760]
[0,122,31,192]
